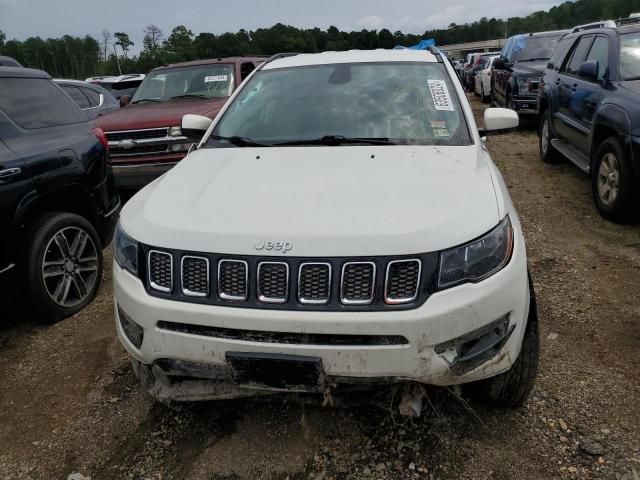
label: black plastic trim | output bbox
[140,244,439,312]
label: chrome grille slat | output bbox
[298,263,332,304]
[106,128,169,142]
[385,259,421,304]
[257,262,289,303]
[340,261,376,305]
[218,260,248,301]
[148,250,173,293]
[181,256,209,297]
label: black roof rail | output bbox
[256,53,300,71]
[571,20,616,32]
[427,45,443,62]
[616,14,640,26]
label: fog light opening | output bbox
[434,314,514,374]
[118,305,144,349]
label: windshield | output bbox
[513,34,563,62]
[620,32,640,80]
[210,62,471,146]
[131,64,235,103]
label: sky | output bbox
[1,0,564,52]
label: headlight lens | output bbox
[517,77,540,94]
[168,126,182,137]
[114,223,138,275]
[438,216,513,289]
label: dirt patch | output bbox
[0,96,639,480]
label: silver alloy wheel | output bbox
[541,118,550,155]
[597,152,620,206]
[42,226,99,308]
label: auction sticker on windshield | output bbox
[428,79,454,112]
[205,75,228,83]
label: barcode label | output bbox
[427,79,454,111]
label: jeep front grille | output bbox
[257,262,289,303]
[181,256,209,297]
[148,250,173,292]
[385,259,421,304]
[142,247,437,311]
[341,262,376,305]
[218,260,248,301]
[298,263,331,304]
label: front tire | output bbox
[466,275,539,408]
[592,137,638,222]
[539,110,561,164]
[25,212,103,323]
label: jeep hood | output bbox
[96,97,228,131]
[121,145,502,256]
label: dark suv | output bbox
[538,18,640,221]
[0,67,120,321]
[492,30,568,116]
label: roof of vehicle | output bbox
[152,56,268,72]
[85,74,145,83]
[264,49,439,70]
[0,55,23,67]
[55,78,112,91]
[511,29,569,39]
[0,66,50,79]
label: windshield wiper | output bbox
[274,135,396,146]
[170,94,209,100]
[131,98,161,104]
[209,135,270,147]
[518,58,550,62]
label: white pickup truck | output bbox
[113,48,538,409]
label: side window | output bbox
[240,62,256,81]
[562,36,594,76]
[549,37,574,70]
[82,87,102,107]
[586,36,609,80]
[63,86,91,109]
[0,78,85,128]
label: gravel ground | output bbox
[1,96,639,480]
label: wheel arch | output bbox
[14,183,99,251]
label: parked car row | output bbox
[453,14,640,223]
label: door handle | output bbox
[0,167,22,180]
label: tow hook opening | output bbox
[434,314,514,375]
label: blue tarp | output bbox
[393,39,436,50]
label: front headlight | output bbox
[114,223,138,275]
[517,77,540,94]
[438,216,514,289]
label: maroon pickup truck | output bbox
[96,57,265,189]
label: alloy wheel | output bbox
[541,118,550,155]
[597,152,620,207]
[42,227,99,308]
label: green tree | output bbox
[164,25,195,61]
[114,32,134,59]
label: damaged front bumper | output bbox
[114,233,530,403]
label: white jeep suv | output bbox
[113,49,538,408]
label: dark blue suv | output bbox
[538,17,640,221]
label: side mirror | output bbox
[493,58,506,70]
[119,95,131,107]
[181,114,212,141]
[578,60,598,81]
[479,108,519,136]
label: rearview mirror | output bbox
[182,114,213,141]
[479,108,519,136]
[119,95,131,107]
[578,60,598,81]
